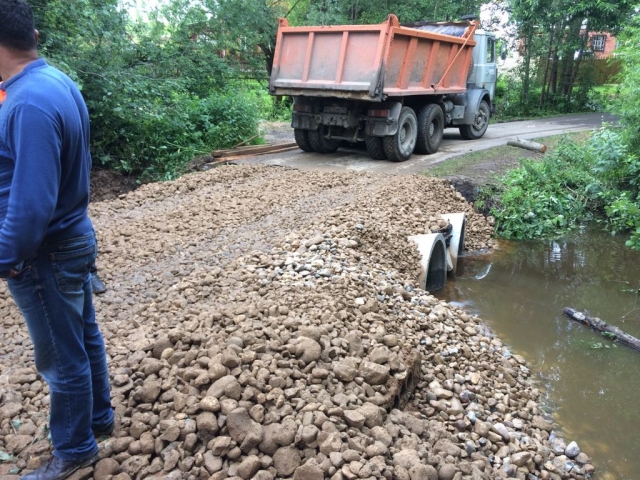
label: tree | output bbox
[507,0,635,113]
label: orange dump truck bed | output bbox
[269,14,477,102]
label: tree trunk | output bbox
[567,22,590,100]
[539,26,556,109]
[560,18,582,97]
[521,27,533,113]
[507,138,547,152]
[563,308,640,353]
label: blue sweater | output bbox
[0,59,93,277]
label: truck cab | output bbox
[468,30,497,103]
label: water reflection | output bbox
[438,226,640,480]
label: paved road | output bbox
[245,112,616,174]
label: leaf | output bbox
[0,450,14,462]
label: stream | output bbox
[438,225,640,480]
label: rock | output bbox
[333,362,357,382]
[293,461,324,480]
[135,380,161,403]
[393,449,422,470]
[343,410,366,429]
[207,375,240,399]
[203,451,223,474]
[356,404,386,428]
[369,347,390,364]
[93,458,120,480]
[237,455,261,480]
[491,422,511,442]
[6,435,32,454]
[565,441,580,458]
[532,416,553,431]
[200,396,221,412]
[296,337,322,363]
[359,361,390,385]
[438,463,456,480]
[511,451,532,467]
[0,403,23,420]
[273,446,302,477]
[196,412,219,440]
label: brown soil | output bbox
[90,169,138,203]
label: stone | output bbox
[438,463,456,480]
[237,455,261,480]
[356,404,386,428]
[296,337,322,364]
[359,361,390,385]
[273,446,302,477]
[511,451,532,467]
[93,458,120,480]
[293,461,324,480]
[333,362,357,382]
[565,441,580,458]
[343,410,366,429]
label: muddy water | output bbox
[438,226,640,480]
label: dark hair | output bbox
[0,0,36,51]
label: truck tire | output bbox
[294,128,314,152]
[365,135,387,160]
[416,104,444,154]
[459,100,490,140]
[383,106,417,162]
[308,126,340,153]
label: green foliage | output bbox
[487,126,640,249]
[288,0,484,26]
[505,0,635,116]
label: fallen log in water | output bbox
[563,307,640,353]
[507,138,547,153]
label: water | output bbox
[438,225,640,480]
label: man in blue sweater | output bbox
[0,1,114,479]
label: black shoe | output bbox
[90,272,107,295]
[92,420,115,437]
[20,452,99,480]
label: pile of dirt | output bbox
[0,165,592,480]
[91,169,138,203]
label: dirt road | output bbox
[251,113,614,174]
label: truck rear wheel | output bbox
[365,135,387,160]
[308,126,340,153]
[383,106,417,162]
[459,100,490,140]
[294,128,314,152]
[416,104,444,154]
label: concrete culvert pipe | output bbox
[408,233,447,292]
[441,212,466,277]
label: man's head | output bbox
[0,0,37,52]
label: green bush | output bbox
[87,73,260,181]
[486,127,640,248]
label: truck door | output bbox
[469,32,497,101]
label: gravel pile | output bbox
[0,165,593,480]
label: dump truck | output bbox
[268,14,497,162]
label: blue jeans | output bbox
[7,232,113,461]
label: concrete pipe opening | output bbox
[408,233,447,292]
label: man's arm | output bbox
[0,103,61,276]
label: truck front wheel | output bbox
[294,128,314,152]
[416,104,444,154]
[459,100,490,140]
[308,126,340,153]
[383,106,417,162]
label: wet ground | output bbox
[438,226,640,479]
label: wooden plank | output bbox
[211,143,297,157]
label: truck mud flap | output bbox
[364,102,402,137]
